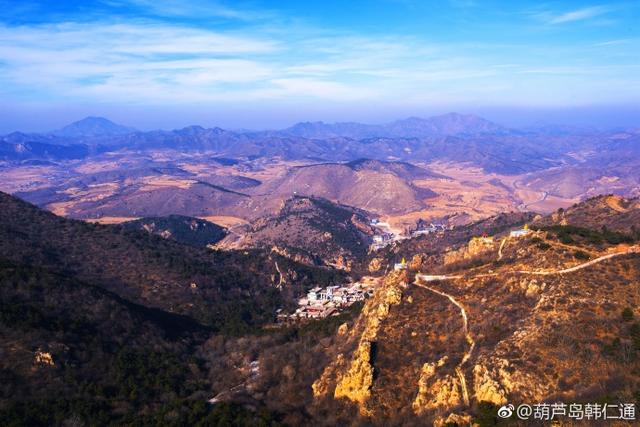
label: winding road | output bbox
[419,247,640,282]
[513,179,548,212]
[413,245,639,406]
[413,280,475,406]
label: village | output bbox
[370,217,450,251]
[277,222,533,323]
[276,278,379,323]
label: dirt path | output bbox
[413,280,475,406]
[513,179,548,212]
[274,261,286,288]
[419,248,639,282]
[413,246,639,406]
[518,249,637,275]
[497,237,508,260]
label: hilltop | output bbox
[262,160,439,215]
[231,196,375,270]
[52,116,136,138]
[540,194,640,233]
[122,215,227,247]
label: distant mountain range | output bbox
[279,112,509,139]
[2,113,638,175]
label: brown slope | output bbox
[65,180,254,219]
[520,164,640,200]
[233,196,374,269]
[541,194,640,233]
[309,213,640,424]
[260,160,439,215]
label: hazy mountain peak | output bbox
[388,112,505,137]
[53,116,135,138]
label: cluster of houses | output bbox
[370,218,451,251]
[411,222,448,237]
[371,233,394,250]
[277,282,373,322]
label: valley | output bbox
[3,0,640,424]
[3,115,639,236]
[2,115,640,426]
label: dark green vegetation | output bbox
[0,192,345,333]
[529,236,551,250]
[0,259,210,425]
[473,401,513,427]
[0,192,354,425]
[535,224,637,246]
[122,215,227,248]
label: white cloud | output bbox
[0,12,637,108]
[104,0,269,21]
[594,39,632,47]
[545,6,609,24]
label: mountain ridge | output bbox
[52,116,136,138]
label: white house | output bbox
[394,258,408,271]
[510,224,531,238]
[307,287,322,301]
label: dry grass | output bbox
[198,215,248,228]
[84,216,140,224]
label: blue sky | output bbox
[0,0,639,131]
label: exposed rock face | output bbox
[313,273,404,415]
[467,236,495,257]
[521,278,546,298]
[473,363,508,406]
[445,236,496,264]
[312,354,346,398]
[270,246,318,266]
[412,357,462,414]
[337,323,349,336]
[34,350,55,366]
[333,340,374,413]
[368,258,382,272]
[409,253,428,270]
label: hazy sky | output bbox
[1,0,639,132]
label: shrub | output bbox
[574,250,590,260]
[537,242,551,250]
[622,307,634,322]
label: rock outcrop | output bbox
[472,363,508,406]
[333,340,374,413]
[313,273,405,415]
[412,357,463,415]
[444,236,496,264]
[34,350,55,366]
